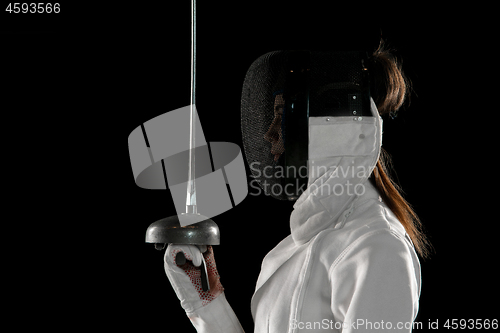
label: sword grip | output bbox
[175,251,186,265]
[199,258,209,292]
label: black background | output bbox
[2,1,497,331]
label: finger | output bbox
[189,246,203,267]
[203,245,214,259]
[166,244,203,267]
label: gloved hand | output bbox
[164,244,224,313]
[164,244,245,333]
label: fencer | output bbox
[163,44,429,333]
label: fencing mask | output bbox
[241,50,372,201]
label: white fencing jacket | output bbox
[251,180,421,333]
[188,100,421,333]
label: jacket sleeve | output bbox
[329,230,420,333]
[186,292,245,333]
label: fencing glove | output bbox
[164,244,244,333]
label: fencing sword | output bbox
[145,0,218,292]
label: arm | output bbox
[329,230,420,333]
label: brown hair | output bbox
[369,41,432,258]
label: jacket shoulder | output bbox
[315,199,415,270]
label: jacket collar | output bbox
[290,98,382,246]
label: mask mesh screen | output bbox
[241,51,290,200]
